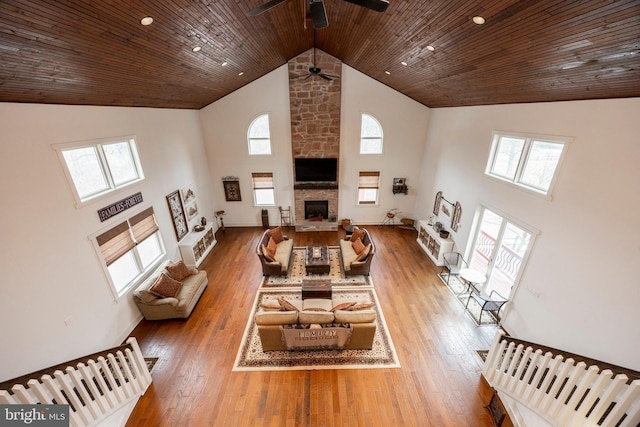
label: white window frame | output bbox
[90,206,166,300]
[251,172,276,206]
[485,131,571,199]
[248,114,272,155]
[357,171,381,205]
[53,135,144,207]
[359,113,383,154]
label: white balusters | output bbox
[482,331,640,427]
[0,337,152,427]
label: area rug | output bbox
[233,287,400,371]
[437,273,499,326]
[261,246,372,288]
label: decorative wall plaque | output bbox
[166,190,188,241]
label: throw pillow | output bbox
[305,307,328,312]
[261,244,275,262]
[259,303,283,311]
[277,296,299,312]
[349,302,374,311]
[349,228,365,242]
[165,260,194,282]
[149,273,183,298]
[267,236,278,255]
[356,243,372,262]
[331,302,356,312]
[268,227,285,244]
[351,237,366,255]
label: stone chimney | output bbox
[288,48,342,226]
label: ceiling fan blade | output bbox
[343,0,389,12]
[309,0,328,29]
[319,74,333,81]
[246,0,288,16]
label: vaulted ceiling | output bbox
[1,0,639,109]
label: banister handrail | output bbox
[483,330,640,427]
[0,342,135,390]
[500,333,640,383]
[1,338,152,427]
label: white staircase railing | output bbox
[483,330,640,427]
[0,337,152,427]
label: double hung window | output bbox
[486,132,570,197]
[55,136,144,205]
[96,207,164,297]
[357,171,380,205]
[252,172,275,206]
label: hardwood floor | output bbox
[126,226,497,426]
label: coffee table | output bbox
[301,278,332,300]
[305,244,330,275]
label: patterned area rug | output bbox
[233,287,400,371]
[261,246,372,288]
[437,273,499,326]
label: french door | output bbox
[468,207,534,299]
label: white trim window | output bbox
[357,171,380,205]
[359,113,383,154]
[252,172,275,206]
[248,114,272,155]
[54,136,144,206]
[94,207,165,298]
[485,132,571,197]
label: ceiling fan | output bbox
[247,0,389,30]
[295,30,339,81]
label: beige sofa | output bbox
[256,227,294,276]
[254,295,377,351]
[339,227,375,276]
[133,260,208,320]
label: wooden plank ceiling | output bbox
[0,0,639,109]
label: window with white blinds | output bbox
[95,207,164,297]
[357,171,380,205]
[252,172,275,206]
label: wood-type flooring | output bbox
[126,225,497,426]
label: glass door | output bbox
[468,207,533,299]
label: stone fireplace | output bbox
[288,48,342,229]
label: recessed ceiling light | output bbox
[473,16,486,25]
[385,70,391,75]
[222,61,228,67]
[426,45,435,52]
[192,46,201,52]
[140,16,153,26]
[401,61,408,66]
[238,72,244,76]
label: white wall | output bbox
[198,63,431,227]
[415,98,640,370]
[0,103,213,381]
[198,66,294,227]
[339,65,430,224]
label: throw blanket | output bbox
[280,323,353,350]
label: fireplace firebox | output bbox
[305,200,329,221]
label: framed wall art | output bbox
[166,190,188,241]
[222,177,241,201]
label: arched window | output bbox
[248,114,272,155]
[359,113,383,154]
